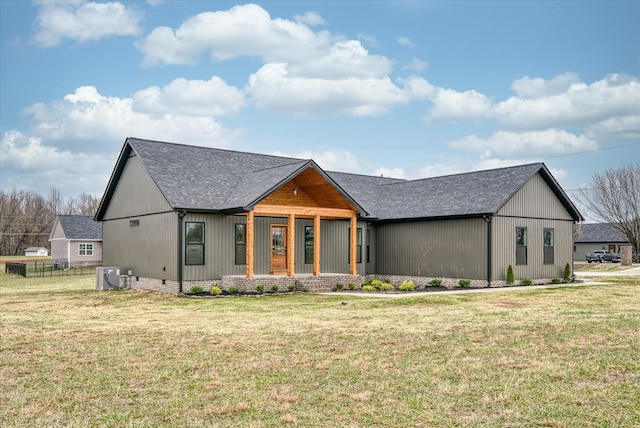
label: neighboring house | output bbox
[49,215,103,268]
[95,138,583,293]
[24,247,49,257]
[574,223,631,261]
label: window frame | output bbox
[304,226,314,265]
[543,227,554,265]
[516,226,527,266]
[78,243,94,256]
[235,223,246,265]
[348,227,362,264]
[185,222,205,266]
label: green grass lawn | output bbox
[1,272,639,427]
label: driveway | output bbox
[575,265,640,277]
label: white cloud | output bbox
[397,36,415,47]
[246,64,433,117]
[32,1,141,47]
[0,131,113,197]
[494,73,640,132]
[403,57,429,72]
[132,76,246,116]
[294,11,326,26]
[271,148,364,173]
[22,85,245,153]
[138,4,334,66]
[446,129,598,160]
[423,88,493,123]
[511,72,581,98]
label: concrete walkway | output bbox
[324,266,638,299]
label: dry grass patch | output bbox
[1,273,639,427]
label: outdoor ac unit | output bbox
[95,267,121,290]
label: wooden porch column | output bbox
[246,211,254,278]
[313,214,321,276]
[287,213,295,277]
[350,214,357,275]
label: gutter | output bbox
[177,210,187,293]
[483,215,492,286]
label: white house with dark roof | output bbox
[49,215,102,268]
[24,247,49,257]
[95,137,583,293]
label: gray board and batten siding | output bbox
[96,138,583,291]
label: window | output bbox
[516,227,527,265]
[235,223,246,265]
[185,222,204,265]
[366,229,370,263]
[544,228,554,265]
[78,243,93,256]
[304,226,314,264]
[348,227,362,264]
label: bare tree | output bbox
[573,222,584,243]
[579,163,640,252]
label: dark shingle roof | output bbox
[96,138,583,222]
[58,215,102,240]
[576,223,628,243]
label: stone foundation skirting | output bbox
[124,273,557,294]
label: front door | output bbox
[270,225,287,274]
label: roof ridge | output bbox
[127,137,304,163]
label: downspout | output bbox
[177,211,187,294]
[483,215,492,287]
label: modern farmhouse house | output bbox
[95,138,583,293]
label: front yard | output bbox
[1,272,639,427]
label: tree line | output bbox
[0,189,100,256]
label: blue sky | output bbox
[1,1,638,217]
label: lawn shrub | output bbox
[563,262,572,282]
[228,286,240,295]
[428,278,442,286]
[399,280,415,292]
[458,279,471,287]
[551,277,562,284]
[361,285,375,292]
[287,285,295,292]
[210,285,222,296]
[521,277,533,286]
[270,285,279,293]
[506,265,515,285]
[347,282,356,290]
[370,279,393,291]
[256,284,265,294]
[189,286,203,295]
[334,283,344,291]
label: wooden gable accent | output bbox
[257,167,357,214]
[245,166,359,278]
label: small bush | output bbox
[362,278,373,286]
[370,279,393,291]
[399,280,415,292]
[270,285,279,293]
[506,265,515,285]
[256,284,265,294]
[334,283,344,291]
[348,282,356,290]
[189,286,203,295]
[209,285,222,296]
[563,263,572,283]
[428,278,442,286]
[361,285,375,292]
[551,277,562,284]
[287,285,295,292]
[521,277,533,286]
[228,286,240,295]
[458,279,471,287]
